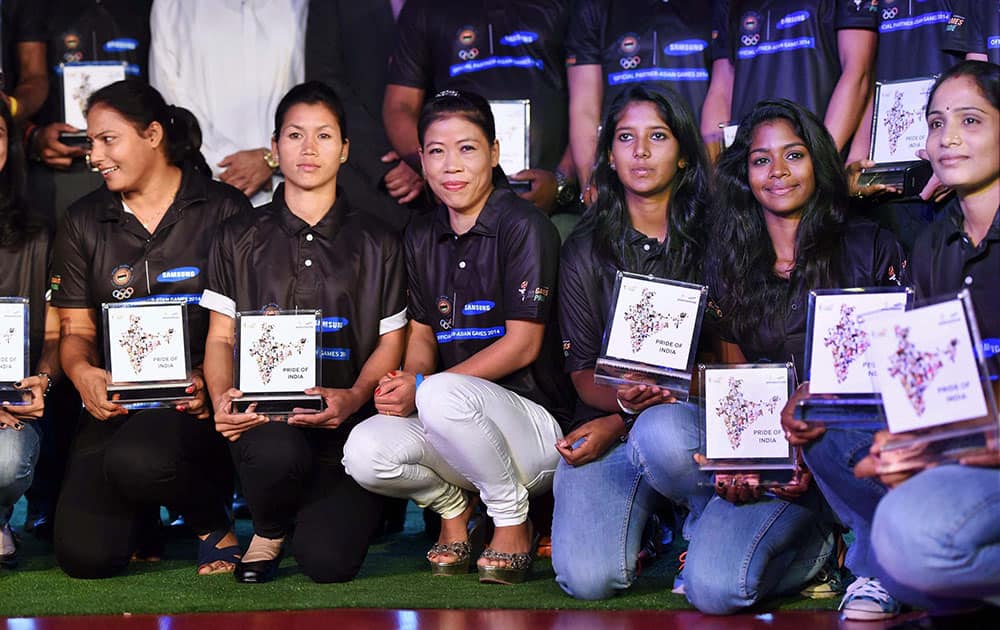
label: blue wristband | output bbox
[415,373,424,389]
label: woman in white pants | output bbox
[343,89,572,584]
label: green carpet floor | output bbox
[0,500,839,618]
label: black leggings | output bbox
[54,409,232,579]
[230,421,383,583]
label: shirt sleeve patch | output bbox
[379,307,408,335]
[199,289,236,319]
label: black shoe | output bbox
[234,556,280,583]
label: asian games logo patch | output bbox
[619,33,641,70]
[110,264,134,300]
[741,12,762,47]
[457,26,480,61]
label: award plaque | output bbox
[0,298,30,406]
[867,290,999,473]
[594,272,707,398]
[795,287,914,426]
[861,77,937,197]
[103,301,193,406]
[234,310,323,415]
[698,363,796,483]
[60,61,128,130]
[489,99,530,184]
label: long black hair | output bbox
[707,99,849,343]
[87,79,211,176]
[0,98,42,247]
[580,84,710,281]
[417,89,507,188]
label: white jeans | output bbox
[343,373,563,527]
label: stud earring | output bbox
[678,159,688,169]
[610,162,617,171]
[340,156,347,163]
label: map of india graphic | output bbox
[624,288,687,353]
[823,304,871,383]
[249,323,307,385]
[715,377,782,449]
[882,90,919,155]
[886,325,958,415]
[118,315,174,373]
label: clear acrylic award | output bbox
[489,99,531,189]
[0,298,30,406]
[594,272,707,398]
[60,61,128,130]
[698,363,796,484]
[867,290,998,474]
[795,287,914,427]
[861,77,937,197]
[234,310,323,416]
[103,301,194,407]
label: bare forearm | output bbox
[203,336,235,403]
[446,321,543,381]
[383,85,425,171]
[825,30,876,152]
[350,329,405,400]
[571,369,620,413]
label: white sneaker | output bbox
[839,576,901,621]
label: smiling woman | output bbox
[49,80,253,581]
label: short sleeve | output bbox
[386,0,432,89]
[710,0,732,61]
[9,0,45,43]
[50,213,92,309]
[942,0,991,57]
[834,0,880,31]
[500,211,561,322]
[558,240,605,372]
[201,222,239,319]
[565,0,606,66]
[379,232,409,335]
[403,225,429,325]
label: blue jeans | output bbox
[684,488,835,614]
[551,401,710,600]
[0,421,41,527]
[872,464,1000,608]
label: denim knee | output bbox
[554,560,622,601]
[0,424,40,505]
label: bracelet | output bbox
[37,371,53,398]
[414,373,424,389]
[616,396,638,416]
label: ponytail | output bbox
[87,80,210,175]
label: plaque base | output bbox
[876,418,998,474]
[793,396,887,429]
[594,358,692,399]
[108,381,194,406]
[860,160,932,198]
[233,393,324,416]
[0,383,31,406]
[696,466,796,488]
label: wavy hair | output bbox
[0,98,42,247]
[579,84,710,281]
[706,99,849,343]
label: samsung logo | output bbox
[104,38,139,52]
[318,317,349,331]
[156,267,199,283]
[462,300,495,316]
[776,11,810,30]
[664,39,708,56]
[500,31,539,46]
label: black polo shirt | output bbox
[388,0,570,171]
[50,167,251,366]
[874,0,957,82]
[1,0,45,93]
[713,0,878,122]
[405,187,573,429]
[0,227,50,370]
[712,220,906,381]
[559,223,700,426]
[203,185,408,405]
[565,0,715,121]
[943,0,1000,65]
[34,0,153,127]
[910,198,1000,379]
